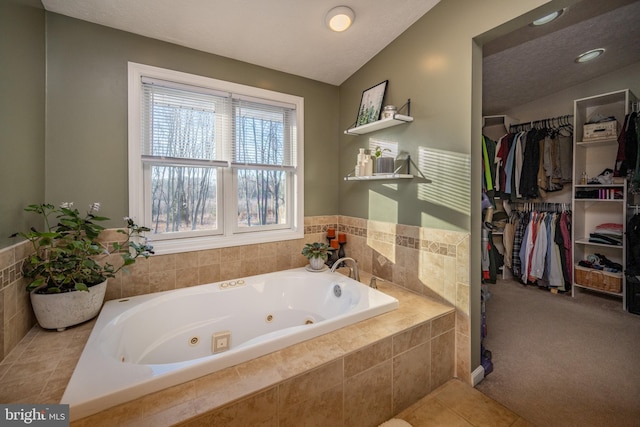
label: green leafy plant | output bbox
[374,146,392,158]
[11,203,154,294]
[301,242,333,261]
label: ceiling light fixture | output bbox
[575,48,605,63]
[531,9,563,26]
[326,6,355,32]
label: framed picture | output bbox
[356,80,388,126]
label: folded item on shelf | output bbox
[589,233,622,245]
[575,190,599,199]
[595,223,623,232]
[587,168,614,185]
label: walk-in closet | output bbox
[476,1,640,426]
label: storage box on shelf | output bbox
[583,120,617,141]
[574,265,623,294]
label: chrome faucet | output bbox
[330,257,360,282]
[369,276,381,289]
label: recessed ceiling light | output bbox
[575,48,605,63]
[326,6,355,32]
[531,9,563,26]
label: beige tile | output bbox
[278,359,342,410]
[191,370,265,416]
[149,253,176,272]
[0,372,47,402]
[400,395,473,427]
[455,331,471,383]
[432,379,519,427]
[174,251,199,269]
[456,282,470,315]
[140,381,196,417]
[344,337,392,378]
[444,256,457,303]
[278,383,343,427]
[0,248,13,272]
[393,341,432,414]
[393,321,431,355]
[180,387,277,427]
[176,267,199,289]
[219,260,242,281]
[0,354,59,385]
[198,248,221,266]
[219,246,242,263]
[456,235,470,284]
[456,310,470,337]
[344,360,393,427]
[432,311,455,337]
[71,399,144,427]
[197,264,220,284]
[121,270,150,297]
[4,280,18,319]
[135,400,198,427]
[419,251,445,298]
[431,329,455,390]
[300,332,345,364]
[149,270,176,293]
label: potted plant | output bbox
[301,242,333,270]
[11,202,153,331]
[374,146,395,174]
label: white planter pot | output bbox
[308,257,325,270]
[30,280,108,331]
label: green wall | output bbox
[337,0,575,370]
[337,0,566,233]
[0,0,45,248]
[44,13,340,228]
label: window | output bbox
[128,63,304,254]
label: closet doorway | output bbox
[477,1,640,426]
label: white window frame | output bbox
[128,62,304,255]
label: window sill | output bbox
[147,228,304,255]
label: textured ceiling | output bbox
[483,0,640,115]
[40,0,440,86]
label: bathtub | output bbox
[62,267,399,420]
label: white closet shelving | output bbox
[571,89,637,309]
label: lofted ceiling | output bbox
[40,0,640,115]
[40,0,440,86]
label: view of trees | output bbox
[147,94,288,234]
[235,107,287,228]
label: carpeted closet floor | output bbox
[476,278,640,427]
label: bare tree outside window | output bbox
[148,100,218,233]
[235,106,288,228]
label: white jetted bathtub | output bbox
[62,267,399,420]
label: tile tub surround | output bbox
[0,273,456,426]
[1,215,471,381]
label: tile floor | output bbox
[396,379,535,427]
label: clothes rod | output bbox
[509,114,573,132]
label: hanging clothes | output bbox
[509,205,572,290]
[504,116,573,201]
[519,129,541,199]
[615,111,638,177]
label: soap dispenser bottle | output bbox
[355,148,367,177]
